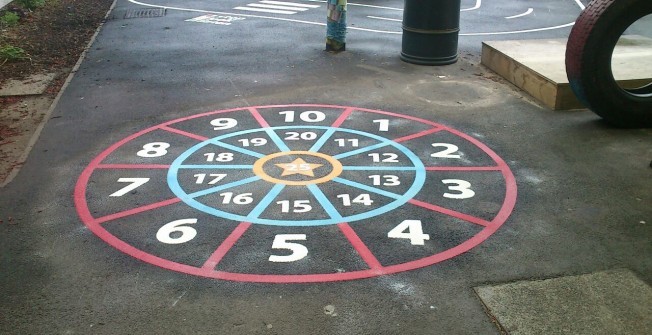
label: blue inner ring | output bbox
[168,126,426,226]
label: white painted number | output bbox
[210,118,238,130]
[334,138,359,147]
[137,142,170,158]
[193,173,227,184]
[442,179,475,199]
[369,175,400,186]
[280,110,326,123]
[277,200,312,213]
[238,138,267,147]
[368,153,399,163]
[157,219,197,244]
[220,192,254,204]
[387,220,430,245]
[431,143,461,158]
[284,132,317,140]
[373,119,390,131]
[204,152,234,162]
[109,177,150,197]
[269,234,308,262]
[337,194,373,206]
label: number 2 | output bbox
[431,143,461,158]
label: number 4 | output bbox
[387,220,430,245]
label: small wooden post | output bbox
[326,0,347,52]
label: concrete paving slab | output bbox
[0,72,57,97]
[475,269,652,335]
[481,36,652,110]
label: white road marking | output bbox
[247,3,311,11]
[460,22,575,36]
[234,6,297,15]
[461,0,481,11]
[574,0,586,10]
[367,16,401,22]
[186,14,246,26]
[126,0,584,36]
[261,0,319,8]
[303,0,402,11]
[235,1,318,15]
[505,8,533,19]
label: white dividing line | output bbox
[461,0,481,11]
[459,22,575,36]
[505,8,533,19]
[234,6,297,15]
[261,0,319,8]
[367,16,401,22]
[235,1,318,15]
[574,0,586,10]
[303,0,402,11]
[247,4,311,11]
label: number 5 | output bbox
[268,234,308,262]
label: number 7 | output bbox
[109,178,150,197]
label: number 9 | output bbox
[210,118,238,130]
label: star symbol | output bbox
[275,158,323,177]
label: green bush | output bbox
[15,0,46,10]
[0,12,20,26]
[0,45,28,63]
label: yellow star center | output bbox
[275,158,323,177]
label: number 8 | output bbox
[137,142,170,158]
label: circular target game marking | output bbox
[75,104,517,283]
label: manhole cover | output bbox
[124,8,166,19]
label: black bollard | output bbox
[401,0,461,65]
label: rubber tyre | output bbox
[566,0,652,127]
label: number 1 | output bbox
[373,119,389,131]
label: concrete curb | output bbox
[0,0,11,10]
[0,0,118,187]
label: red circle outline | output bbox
[74,104,517,283]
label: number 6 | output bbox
[156,219,198,244]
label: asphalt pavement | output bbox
[1,0,651,334]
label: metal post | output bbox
[401,0,462,65]
[326,0,347,52]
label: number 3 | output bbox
[442,179,475,199]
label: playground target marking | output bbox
[75,105,517,283]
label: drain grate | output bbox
[124,8,167,19]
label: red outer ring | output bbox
[74,104,517,283]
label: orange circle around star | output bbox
[253,151,343,186]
